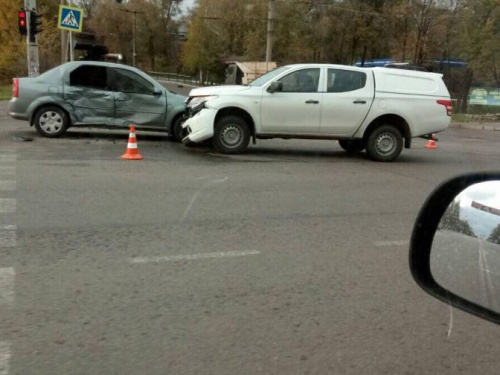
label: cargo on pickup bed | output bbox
[182,63,451,162]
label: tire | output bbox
[33,106,69,138]
[212,115,250,154]
[365,125,403,162]
[171,115,186,142]
[338,139,365,154]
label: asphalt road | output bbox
[432,230,500,313]
[1,103,500,374]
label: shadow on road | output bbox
[10,129,174,143]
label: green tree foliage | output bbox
[0,0,28,82]
[3,0,500,91]
[440,200,476,236]
[488,223,500,245]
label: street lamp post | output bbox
[119,8,143,67]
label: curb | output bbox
[450,122,500,131]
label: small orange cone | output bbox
[425,139,437,149]
[121,125,143,160]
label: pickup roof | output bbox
[182,64,451,162]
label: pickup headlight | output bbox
[187,95,218,108]
[186,95,218,116]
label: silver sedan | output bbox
[8,61,187,140]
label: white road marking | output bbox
[482,268,500,276]
[0,167,15,176]
[0,231,15,248]
[0,341,10,375]
[447,303,453,338]
[0,268,15,305]
[0,155,16,162]
[374,240,409,247]
[130,250,260,264]
[0,200,15,214]
[0,181,15,191]
[181,177,228,222]
[0,226,15,231]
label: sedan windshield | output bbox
[248,66,291,87]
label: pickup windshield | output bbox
[248,66,291,87]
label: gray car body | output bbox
[8,61,186,133]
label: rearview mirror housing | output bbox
[410,172,500,325]
[153,88,163,96]
[267,81,283,93]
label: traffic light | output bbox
[30,10,42,36]
[18,9,27,36]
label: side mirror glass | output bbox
[410,173,500,325]
[267,81,282,93]
[153,88,163,96]
[432,181,500,312]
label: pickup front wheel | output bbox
[213,116,250,154]
[366,125,403,162]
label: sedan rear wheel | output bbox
[338,139,365,154]
[34,106,69,138]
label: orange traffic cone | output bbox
[121,125,143,160]
[425,139,437,149]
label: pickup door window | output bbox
[65,65,115,125]
[260,68,322,134]
[111,68,166,128]
[320,69,372,136]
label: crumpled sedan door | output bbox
[64,65,115,124]
[111,68,166,128]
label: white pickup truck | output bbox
[182,64,451,162]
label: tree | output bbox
[0,0,28,81]
[488,224,500,245]
[440,200,476,236]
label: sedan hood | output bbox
[189,85,251,97]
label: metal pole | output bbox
[67,0,73,62]
[25,0,40,76]
[265,0,274,63]
[25,5,32,75]
[69,31,74,61]
[133,10,137,67]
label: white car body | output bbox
[182,64,451,161]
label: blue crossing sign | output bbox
[58,5,83,32]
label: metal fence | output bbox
[146,71,218,87]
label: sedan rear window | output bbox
[70,66,108,90]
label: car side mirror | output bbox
[267,81,283,93]
[153,88,163,96]
[410,172,500,325]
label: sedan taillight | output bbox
[437,99,452,116]
[12,78,19,98]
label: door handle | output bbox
[305,100,319,104]
[353,100,366,104]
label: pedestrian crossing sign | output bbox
[58,5,83,32]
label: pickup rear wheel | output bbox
[213,116,250,154]
[34,106,69,138]
[338,139,365,154]
[366,125,403,162]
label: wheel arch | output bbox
[363,114,411,149]
[214,106,256,139]
[30,103,72,127]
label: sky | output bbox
[179,0,196,15]
[456,181,500,238]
